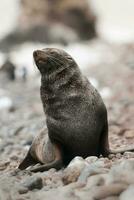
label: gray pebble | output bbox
[107,160,134,185]
[22,176,43,190]
[78,164,109,184]
[119,185,134,200]
[124,152,134,159]
[85,156,98,164]
[18,186,28,194]
[63,157,86,184]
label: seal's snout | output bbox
[33,50,48,66]
[33,50,49,73]
[33,50,44,60]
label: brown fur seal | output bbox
[18,48,134,172]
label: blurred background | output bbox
[0,0,134,76]
[0,0,134,164]
[0,0,134,75]
[0,2,134,197]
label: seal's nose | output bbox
[33,50,47,63]
[33,50,41,58]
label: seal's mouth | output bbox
[33,50,48,66]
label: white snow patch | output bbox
[0,96,13,110]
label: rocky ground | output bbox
[0,40,134,200]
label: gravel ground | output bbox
[0,40,134,200]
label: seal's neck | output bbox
[41,64,82,99]
[41,62,68,82]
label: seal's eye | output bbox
[50,51,57,56]
[66,55,72,61]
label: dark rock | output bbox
[0,59,16,81]
[18,186,28,194]
[22,176,43,190]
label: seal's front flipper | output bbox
[29,143,63,172]
[18,150,38,170]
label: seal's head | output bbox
[33,48,74,75]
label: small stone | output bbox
[116,153,122,159]
[0,160,10,171]
[18,186,28,194]
[0,188,11,200]
[86,174,107,189]
[124,152,134,159]
[119,185,134,200]
[93,183,127,199]
[42,171,63,188]
[63,157,86,184]
[94,160,106,168]
[107,160,134,185]
[36,182,82,200]
[124,130,134,139]
[99,158,112,168]
[78,164,109,184]
[10,155,19,161]
[67,156,85,168]
[22,176,43,190]
[48,168,56,173]
[108,154,115,159]
[85,156,98,164]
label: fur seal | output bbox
[18,48,134,172]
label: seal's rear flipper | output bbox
[18,150,38,170]
[30,159,63,172]
[29,143,63,172]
